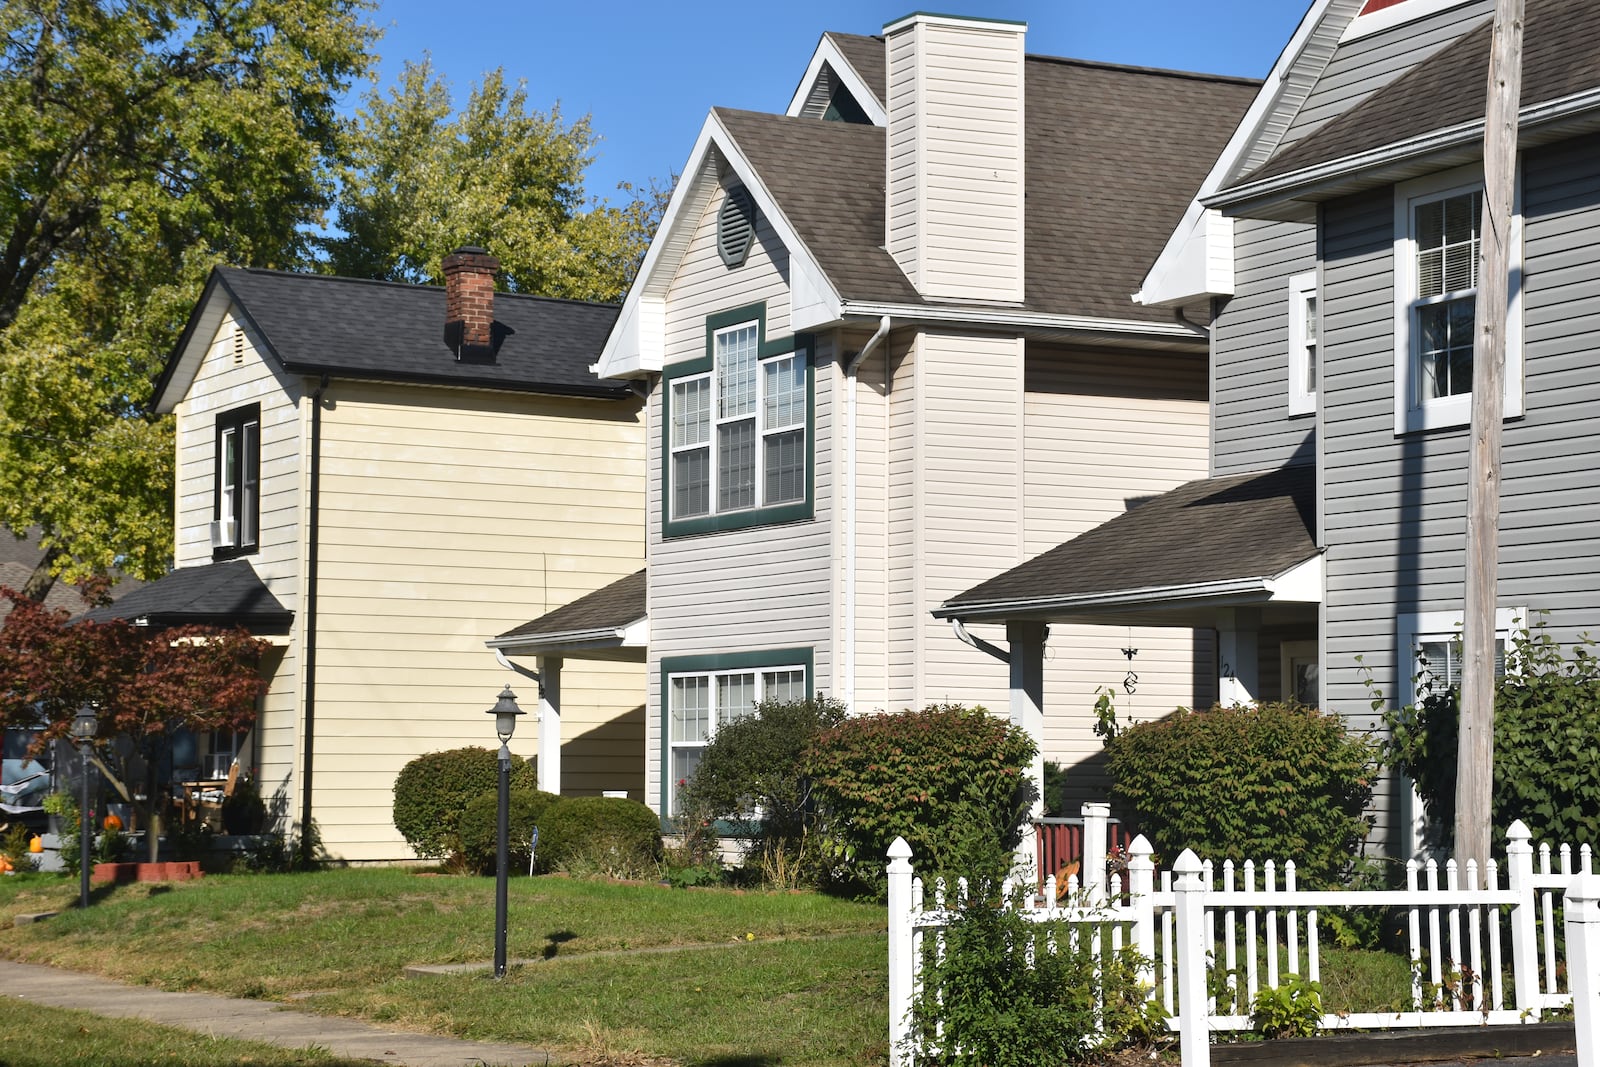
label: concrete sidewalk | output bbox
[0,959,559,1066]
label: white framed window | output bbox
[1392,165,1523,435]
[1288,271,1319,416]
[666,663,806,815]
[214,404,260,556]
[1278,639,1319,706]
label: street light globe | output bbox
[486,686,525,744]
[71,707,98,742]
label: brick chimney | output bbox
[443,246,500,363]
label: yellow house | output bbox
[102,250,645,862]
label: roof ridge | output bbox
[217,266,622,310]
[1023,53,1263,86]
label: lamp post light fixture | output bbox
[70,708,98,909]
[486,685,525,978]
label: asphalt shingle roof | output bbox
[496,569,645,642]
[159,268,630,403]
[1242,0,1600,185]
[824,32,886,109]
[939,465,1317,617]
[720,55,1257,322]
[81,560,292,633]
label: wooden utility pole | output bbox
[1457,0,1523,880]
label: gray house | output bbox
[939,0,1600,853]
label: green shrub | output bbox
[808,703,1037,892]
[392,747,536,861]
[538,796,662,878]
[459,788,562,875]
[1042,760,1070,817]
[679,696,846,887]
[1382,622,1600,849]
[1250,974,1323,1039]
[1106,702,1375,887]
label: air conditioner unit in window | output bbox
[209,519,235,549]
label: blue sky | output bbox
[358,1,1312,204]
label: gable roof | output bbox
[824,32,886,109]
[0,529,143,627]
[1214,0,1600,213]
[80,559,292,634]
[155,268,631,412]
[937,465,1317,622]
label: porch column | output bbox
[1215,608,1261,705]
[537,655,562,795]
[1007,621,1046,873]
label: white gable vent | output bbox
[717,185,756,268]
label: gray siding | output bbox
[1280,2,1494,149]
[1319,138,1600,844]
[1211,217,1317,476]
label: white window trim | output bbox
[1288,271,1318,417]
[1392,164,1524,436]
[666,663,807,816]
[1278,639,1319,705]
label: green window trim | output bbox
[659,646,815,820]
[661,301,815,538]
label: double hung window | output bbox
[667,662,807,815]
[1287,272,1319,416]
[664,305,811,535]
[214,404,260,557]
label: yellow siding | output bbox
[311,382,645,862]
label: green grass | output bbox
[0,995,379,1067]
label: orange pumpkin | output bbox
[0,856,14,872]
[27,836,42,854]
[103,814,123,831]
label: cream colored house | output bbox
[582,15,1260,819]
[102,251,645,861]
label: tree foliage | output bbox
[322,58,664,303]
[0,587,269,858]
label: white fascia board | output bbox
[485,618,647,655]
[1340,0,1478,42]
[155,293,229,412]
[1135,0,1353,308]
[785,35,887,126]
[1265,553,1323,604]
[936,577,1275,620]
[839,301,1206,342]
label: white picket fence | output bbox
[887,812,1600,1067]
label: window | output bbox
[213,404,260,557]
[1288,272,1319,416]
[1393,166,1523,434]
[661,648,812,816]
[1279,639,1319,705]
[663,304,812,536]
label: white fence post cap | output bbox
[1129,834,1154,858]
[1507,820,1532,843]
[1082,801,1111,818]
[888,837,913,862]
[1173,848,1202,874]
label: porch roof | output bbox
[936,465,1319,625]
[79,559,292,634]
[488,569,647,662]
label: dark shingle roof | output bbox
[80,560,292,634]
[719,58,1257,322]
[158,268,629,403]
[495,569,645,642]
[1243,0,1600,185]
[825,32,887,108]
[938,466,1316,617]
[0,529,143,626]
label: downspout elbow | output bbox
[951,617,1011,665]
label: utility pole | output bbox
[1457,0,1523,880]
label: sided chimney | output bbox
[884,13,1027,303]
[443,246,501,364]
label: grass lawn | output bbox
[0,870,889,1066]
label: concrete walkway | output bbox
[0,959,559,1066]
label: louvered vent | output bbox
[232,323,246,364]
[717,186,756,268]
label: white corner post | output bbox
[1506,820,1540,1017]
[1173,848,1211,1067]
[887,837,915,1067]
[537,655,562,796]
[1082,801,1110,905]
[1215,608,1260,705]
[1007,621,1047,876]
[1566,872,1600,1067]
[1128,834,1157,993]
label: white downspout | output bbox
[845,316,890,713]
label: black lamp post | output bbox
[486,686,525,978]
[70,708,97,909]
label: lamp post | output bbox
[486,686,525,978]
[70,708,97,909]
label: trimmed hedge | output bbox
[1107,702,1376,887]
[538,796,662,877]
[808,703,1036,890]
[459,788,562,875]
[392,747,536,861]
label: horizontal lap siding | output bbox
[1320,140,1600,847]
[1213,218,1318,475]
[887,30,919,283]
[886,334,920,712]
[314,383,645,860]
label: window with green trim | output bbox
[662,304,812,536]
[667,664,806,816]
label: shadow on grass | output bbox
[542,930,577,959]
[685,1057,781,1067]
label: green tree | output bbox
[323,58,662,302]
[0,0,376,597]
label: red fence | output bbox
[1035,815,1130,885]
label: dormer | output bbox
[786,32,887,125]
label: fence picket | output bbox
[1447,859,1463,1005]
[1467,859,1484,1011]
[1426,859,1443,1003]
[1544,844,1560,998]
[1488,858,1504,1011]
[1266,859,1279,991]
[1286,860,1299,977]
[1223,860,1238,1015]
[1244,859,1259,1008]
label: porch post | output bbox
[537,655,562,795]
[1007,621,1046,874]
[1215,608,1261,705]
